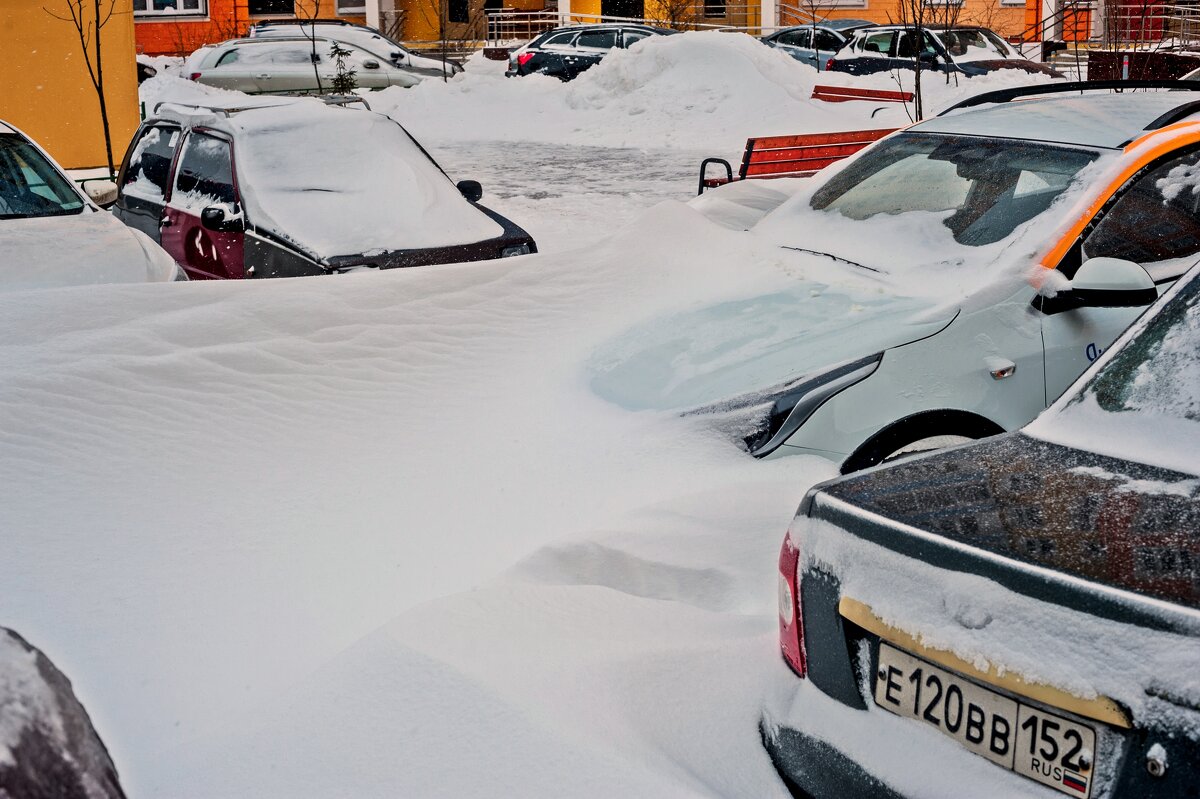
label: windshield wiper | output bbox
[781,246,882,273]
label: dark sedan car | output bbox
[761,19,874,70]
[765,261,1200,797]
[113,96,535,280]
[829,25,1062,77]
[506,24,675,80]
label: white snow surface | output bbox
[0,35,1086,796]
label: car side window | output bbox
[1082,148,1200,279]
[215,49,240,67]
[860,31,894,55]
[123,124,181,202]
[780,29,811,47]
[542,31,577,49]
[171,133,236,208]
[577,30,618,49]
[622,30,650,48]
[813,30,842,50]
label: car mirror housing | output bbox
[83,179,118,208]
[1035,257,1157,314]
[201,204,245,233]
[457,180,483,202]
[363,59,381,69]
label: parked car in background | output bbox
[186,37,420,93]
[830,25,1062,77]
[766,258,1200,798]
[761,19,874,71]
[112,96,536,280]
[247,18,463,79]
[0,120,182,290]
[591,85,1200,471]
[506,24,675,80]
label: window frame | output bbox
[166,129,239,210]
[247,0,296,16]
[119,122,183,204]
[132,0,207,17]
[336,0,367,11]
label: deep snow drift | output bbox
[3,32,1073,797]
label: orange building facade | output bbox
[134,0,366,56]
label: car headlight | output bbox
[501,244,531,258]
[744,352,883,457]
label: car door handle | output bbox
[160,217,173,228]
[255,73,271,79]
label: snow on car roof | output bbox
[919,92,1200,149]
[155,98,502,258]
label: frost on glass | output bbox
[1088,282,1200,423]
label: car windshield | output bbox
[1032,266,1200,475]
[810,132,1100,247]
[0,133,86,220]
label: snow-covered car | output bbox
[247,18,462,79]
[185,37,420,93]
[112,96,536,280]
[830,25,1062,77]
[761,19,874,71]
[0,120,183,290]
[506,24,676,80]
[590,85,1200,471]
[765,258,1200,799]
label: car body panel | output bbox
[831,25,1062,78]
[0,121,179,290]
[762,21,872,70]
[192,38,419,94]
[506,24,674,79]
[112,99,537,279]
[247,19,462,79]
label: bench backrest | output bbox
[811,85,915,103]
[739,128,897,180]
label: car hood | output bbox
[817,432,1200,612]
[0,212,178,291]
[588,280,954,412]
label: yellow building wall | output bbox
[2,0,141,170]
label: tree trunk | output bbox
[93,0,115,175]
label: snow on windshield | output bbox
[1029,269,1200,475]
[753,133,1110,298]
[232,102,502,257]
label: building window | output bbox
[336,0,367,11]
[248,0,295,14]
[703,0,725,17]
[132,0,206,16]
[448,0,469,22]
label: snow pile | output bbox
[0,198,830,796]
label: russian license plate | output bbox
[874,644,1097,798]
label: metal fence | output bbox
[485,7,772,44]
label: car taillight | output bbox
[825,58,836,72]
[189,72,202,81]
[778,529,806,677]
[516,52,535,67]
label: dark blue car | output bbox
[829,25,1062,77]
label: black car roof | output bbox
[537,23,672,36]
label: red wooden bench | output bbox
[698,128,896,194]
[811,85,915,104]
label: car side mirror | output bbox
[83,179,118,208]
[457,180,483,202]
[918,51,939,64]
[1035,257,1157,314]
[201,204,245,233]
[363,59,381,70]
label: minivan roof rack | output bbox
[251,17,356,25]
[938,80,1200,116]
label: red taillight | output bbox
[516,52,535,68]
[778,530,806,677]
[825,58,836,72]
[189,71,202,81]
